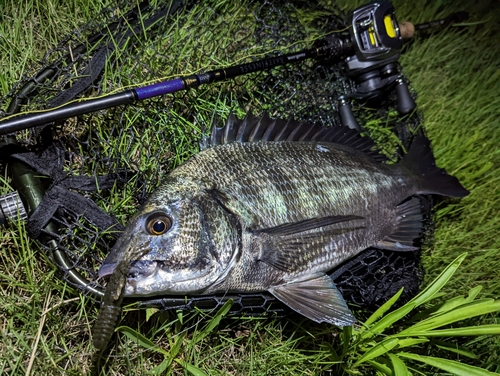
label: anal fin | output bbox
[269,274,356,327]
[376,197,422,252]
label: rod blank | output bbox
[0,36,349,136]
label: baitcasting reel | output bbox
[335,2,467,130]
[335,1,416,130]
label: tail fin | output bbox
[401,136,469,197]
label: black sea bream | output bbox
[99,113,468,326]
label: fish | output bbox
[98,112,468,326]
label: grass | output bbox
[0,0,112,96]
[1,0,499,375]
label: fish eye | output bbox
[146,214,172,235]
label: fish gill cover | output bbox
[1,0,436,316]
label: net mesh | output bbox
[0,0,430,315]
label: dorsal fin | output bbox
[200,112,386,162]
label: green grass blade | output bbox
[354,338,400,366]
[116,325,169,355]
[343,325,352,355]
[366,359,394,376]
[430,295,473,316]
[395,338,429,349]
[388,354,410,376]
[364,287,405,327]
[192,299,232,344]
[361,303,416,339]
[175,359,209,376]
[466,286,484,302]
[434,340,478,359]
[428,286,484,317]
[406,253,467,308]
[145,307,159,322]
[147,358,171,375]
[322,342,340,362]
[170,331,187,359]
[399,299,500,335]
[397,352,499,376]
[396,324,500,337]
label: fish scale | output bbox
[172,142,409,231]
[100,113,468,326]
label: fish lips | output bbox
[98,259,217,296]
[98,260,157,280]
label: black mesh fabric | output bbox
[0,0,430,315]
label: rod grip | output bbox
[399,22,415,39]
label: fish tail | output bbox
[401,135,469,197]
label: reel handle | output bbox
[395,77,416,114]
[338,97,361,131]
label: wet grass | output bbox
[0,0,499,375]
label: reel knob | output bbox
[395,77,416,114]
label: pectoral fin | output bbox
[255,215,363,236]
[255,216,365,272]
[269,274,356,327]
[257,226,365,272]
[255,215,364,271]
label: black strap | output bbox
[12,143,129,239]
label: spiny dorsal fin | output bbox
[200,112,386,162]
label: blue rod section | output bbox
[134,78,185,100]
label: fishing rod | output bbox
[0,37,354,135]
[0,2,467,136]
[0,35,351,135]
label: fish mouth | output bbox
[98,259,216,296]
[98,260,158,280]
[128,260,158,280]
[127,260,157,280]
